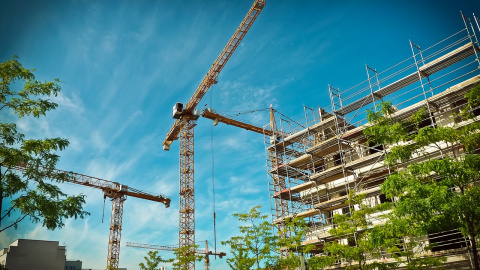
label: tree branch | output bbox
[0,214,28,233]
[1,205,15,220]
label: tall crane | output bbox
[126,240,226,270]
[162,1,265,269]
[14,164,170,270]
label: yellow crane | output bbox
[14,164,170,270]
[126,240,226,270]
[162,1,265,269]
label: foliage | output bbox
[0,56,88,232]
[364,84,480,270]
[266,218,313,270]
[221,236,256,270]
[369,214,446,269]
[221,205,277,270]
[139,250,173,270]
[171,244,203,270]
[307,191,393,270]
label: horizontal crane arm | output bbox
[162,0,266,151]
[13,165,171,207]
[202,109,273,136]
[126,242,226,257]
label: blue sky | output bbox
[1,0,479,269]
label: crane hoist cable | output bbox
[223,107,270,117]
[210,90,218,258]
[102,195,106,223]
[273,108,307,129]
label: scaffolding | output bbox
[264,12,480,265]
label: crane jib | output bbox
[162,0,266,150]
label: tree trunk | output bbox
[469,231,480,270]
[0,164,3,229]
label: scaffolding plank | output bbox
[341,74,480,141]
[276,181,316,197]
[341,124,370,141]
[267,143,305,159]
[273,189,303,201]
[269,163,309,180]
[429,74,480,105]
[345,151,384,170]
[336,42,478,116]
[310,164,350,184]
[307,137,341,157]
[283,116,337,144]
[273,208,319,224]
[287,154,323,170]
[315,186,381,212]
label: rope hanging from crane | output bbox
[210,90,218,258]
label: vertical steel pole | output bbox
[179,119,196,270]
[106,195,126,270]
[410,40,435,126]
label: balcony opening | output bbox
[428,229,467,252]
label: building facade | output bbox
[265,13,480,269]
[0,239,66,270]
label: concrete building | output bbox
[0,239,66,270]
[65,259,82,270]
[265,13,480,269]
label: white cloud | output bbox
[51,92,85,115]
[89,131,108,153]
[16,116,50,137]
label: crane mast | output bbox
[14,165,170,269]
[162,1,265,269]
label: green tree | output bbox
[364,86,480,270]
[369,213,446,269]
[139,250,173,270]
[222,236,255,270]
[0,56,88,232]
[171,244,203,270]
[307,192,394,270]
[222,205,276,270]
[266,218,313,270]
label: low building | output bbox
[65,259,82,270]
[0,239,66,270]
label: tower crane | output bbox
[14,164,170,270]
[162,1,265,269]
[126,240,226,270]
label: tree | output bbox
[171,244,203,270]
[266,218,313,270]
[222,205,277,270]
[221,236,255,270]
[0,56,88,232]
[364,85,480,270]
[139,250,173,270]
[368,212,446,269]
[307,191,394,270]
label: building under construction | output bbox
[265,13,480,268]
